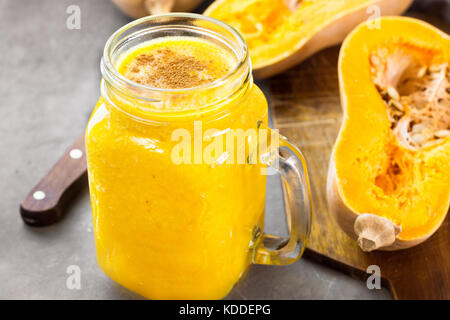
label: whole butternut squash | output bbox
[328,17,450,251]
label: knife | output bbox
[20,133,88,226]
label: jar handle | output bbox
[254,128,312,265]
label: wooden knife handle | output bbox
[20,132,88,226]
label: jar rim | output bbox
[101,13,250,96]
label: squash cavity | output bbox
[371,44,450,150]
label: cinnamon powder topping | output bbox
[124,48,230,89]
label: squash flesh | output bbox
[205,0,392,69]
[335,17,450,242]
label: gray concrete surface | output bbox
[0,0,393,299]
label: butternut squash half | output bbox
[328,17,450,251]
[205,0,413,79]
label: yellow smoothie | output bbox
[86,36,268,299]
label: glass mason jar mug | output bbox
[86,13,311,300]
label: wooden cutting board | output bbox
[269,45,450,300]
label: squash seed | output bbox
[417,66,427,78]
[435,130,450,138]
[411,123,426,133]
[389,99,404,112]
[411,133,426,144]
[387,86,400,101]
[429,65,442,73]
